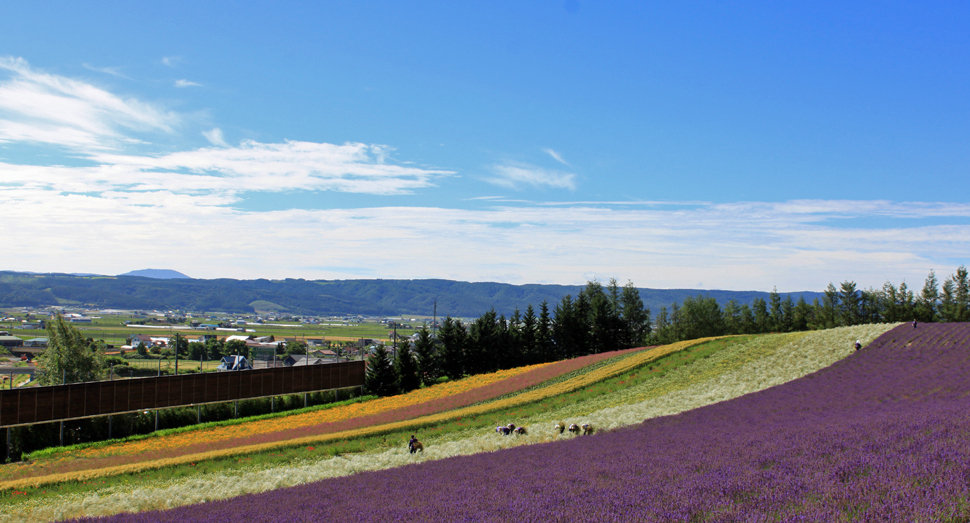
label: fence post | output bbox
[155,410,159,432]
[304,392,307,409]
[271,396,275,413]
[234,400,238,418]
[108,415,112,440]
[5,427,10,463]
[59,421,64,446]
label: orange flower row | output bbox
[73,363,554,459]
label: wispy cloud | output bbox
[202,127,228,147]
[0,57,178,150]
[174,79,202,88]
[161,56,181,68]
[486,162,576,190]
[543,148,569,165]
[2,140,453,197]
[82,63,131,79]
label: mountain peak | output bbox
[118,269,191,279]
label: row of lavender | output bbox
[78,323,970,522]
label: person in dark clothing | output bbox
[913,319,918,328]
[408,434,417,453]
[854,340,862,350]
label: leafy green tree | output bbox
[136,341,149,357]
[365,344,398,397]
[37,314,106,385]
[225,339,248,360]
[394,340,420,393]
[188,342,206,360]
[412,327,440,386]
[205,339,225,360]
[285,340,308,356]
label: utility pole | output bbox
[433,298,438,338]
[174,332,180,376]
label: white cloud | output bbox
[174,79,202,88]
[162,56,181,68]
[1,177,966,291]
[486,162,576,190]
[0,57,178,150]
[543,148,569,165]
[202,127,229,147]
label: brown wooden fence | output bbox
[0,361,365,427]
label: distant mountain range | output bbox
[0,270,822,318]
[118,269,192,279]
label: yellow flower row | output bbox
[72,362,554,459]
[3,339,712,491]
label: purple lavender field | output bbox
[80,324,970,522]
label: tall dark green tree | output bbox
[365,344,398,397]
[839,281,860,326]
[438,316,467,380]
[915,270,940,322]
[412,327,440,386]
[469,309,500,373]
[394,340,421,393]
[537,300,554,362]
[619,281,650,347]
[553,295,578,359]
[520,305,538,364]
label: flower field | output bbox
[0,325,905,522]
[66,322,970,522]
[0,346,648,487]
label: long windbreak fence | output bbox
[0,361,365,428]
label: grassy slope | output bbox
[0,325,896,522]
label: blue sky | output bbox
[1,1,968,291]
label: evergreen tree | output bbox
[620,281,651,347]
[839,281,860,326]
[469,309,499,373]
[915,270,939,322]
[438,316,467,380]
[779,294,795,332]
[412,327,440,386]
[955,266,970,322]
[365,344,398,397]
[821,283,840,328]
[394,340,421,393]
[752,298,770,333]
[537,300,554,362]
[37,314,106,385]
[769,288,783,331]
[941,277,957,322]
[792,296,812,331]
[521,305,538,364]
[552,295,577,359]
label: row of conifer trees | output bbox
[366,266,970,396]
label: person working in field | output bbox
[408,434,423,453]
